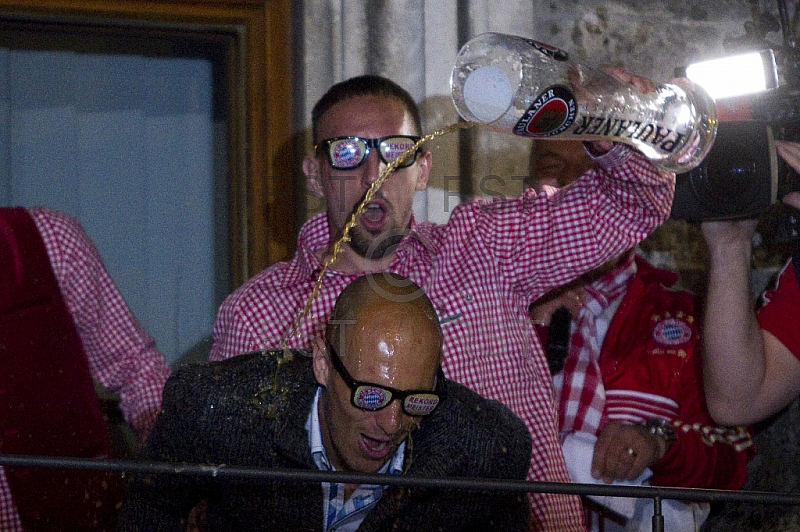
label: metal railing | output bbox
[0,454,796,532]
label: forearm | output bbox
[505,145,673,295]
[115,343,171,442]
[37,207,171,441]
[651,343,753,488]
[702,235,765,424]
[584,146,675,261]
[73,265,170,440]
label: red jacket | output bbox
[537,256,753,490]
[597,256,752,489]
[0,208,122,529]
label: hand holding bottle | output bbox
[451,33,717,172]
[580,66,659,154]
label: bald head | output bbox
[315,273,443,473]
[327,273,442,364]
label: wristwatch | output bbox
[642,418,678,454]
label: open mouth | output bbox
[359,201,387,231]
[359,434,393,460]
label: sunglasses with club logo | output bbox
[315,136,421,170]
[326,340,444,416]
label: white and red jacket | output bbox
[539,256,753,490]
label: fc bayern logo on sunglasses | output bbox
[333,143,362,167]
[356,387,390,409]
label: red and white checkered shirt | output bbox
[0,207,171,531]
[210,145,674,531]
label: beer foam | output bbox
[462,65,514,123]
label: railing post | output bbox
[651,496,664,532]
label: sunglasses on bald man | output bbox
[326,340,444,417]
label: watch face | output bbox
[645,418,677,450]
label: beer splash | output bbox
[251,120,476,419]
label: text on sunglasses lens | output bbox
[379,138,418,163]
[402,394,440,416]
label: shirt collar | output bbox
[306,387,405,475]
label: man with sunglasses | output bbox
[120,273,532,531]
[209,73,674,530]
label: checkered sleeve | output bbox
[468,145,674,299]
[31,208,171,442]
[208,287,265,361]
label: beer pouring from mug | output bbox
[451,32,717,173]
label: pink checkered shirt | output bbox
[210,145,673,531]
[0,207,171,531]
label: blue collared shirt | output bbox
[306,387,405,532]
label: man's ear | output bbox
[303,155,325,198]
[312,336,330,386]
[414,150,432,191]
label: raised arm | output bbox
[500,145,674,298]
[701,144,800,424]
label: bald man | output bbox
[119,273,531,531]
